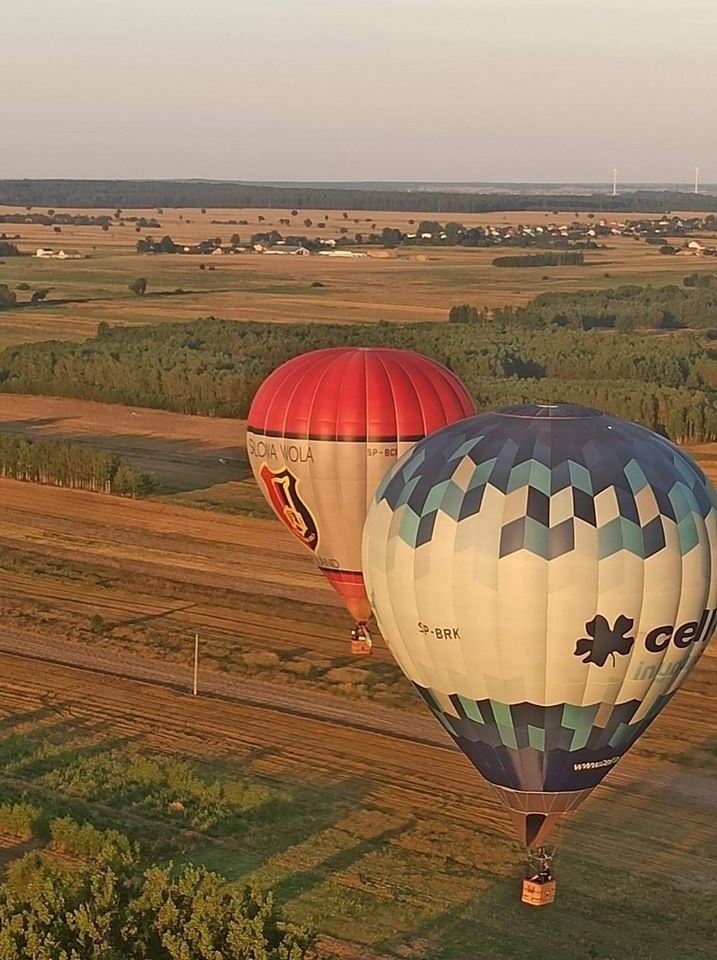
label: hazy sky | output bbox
[3,0,716,182]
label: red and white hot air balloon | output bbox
[246,347,475,653]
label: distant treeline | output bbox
[0,211,160,229]
[451,276,717,332]
[1,295,716,441]
[0,180,716,213]
[0,433,157,495]
[492,252,585,268]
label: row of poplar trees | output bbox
[0,434,156,496]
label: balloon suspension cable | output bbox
[525,839,558,882]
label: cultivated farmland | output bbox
[2,204,717,349]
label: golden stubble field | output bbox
[1,204,716,349]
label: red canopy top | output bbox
[247,347,475,441]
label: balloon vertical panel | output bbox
[246,433,420,619]
[247,347,476,625]
[363,406,717,799]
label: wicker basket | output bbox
[350,638,373,656]
[521,878,557,906]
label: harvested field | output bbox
[0,393,253,501]
[1,204,717,348]
[0,476,416,708]
[3,391,716,507]
[0,395,715,706]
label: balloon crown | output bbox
[496,404,604,420]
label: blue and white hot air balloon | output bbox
[362,404,717,848]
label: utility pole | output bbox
[694,166,700,195]
[612,168,618,198]
[192,632,199,696]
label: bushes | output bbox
[49,817,137,867]
[683,273,715,288]
[0,802,41,840]
[41,749,275,832]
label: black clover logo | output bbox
[574,615,635,667]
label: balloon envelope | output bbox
[246,347,475,622]
[363,404,717,845]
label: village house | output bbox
[264,244,311,256]
[318,249,368,258]
[35,247,85,259]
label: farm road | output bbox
[1,627,715,822]
[0,628,451,752]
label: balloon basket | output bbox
[521,878,557,907]
[350,638,373,656]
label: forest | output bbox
[0,179,716,213]
[1,276,716,441]
[0,434,157,496]
[455,276,717,331]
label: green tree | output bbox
[111,462,140,496]
[0,284,17,310]
[128,278,148,296]
[0,851,313,959]
[136,472,158,495]
[444,221,466,244]
[381,227,402,249]
[448,304,480,323]
[126,867,314,959]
